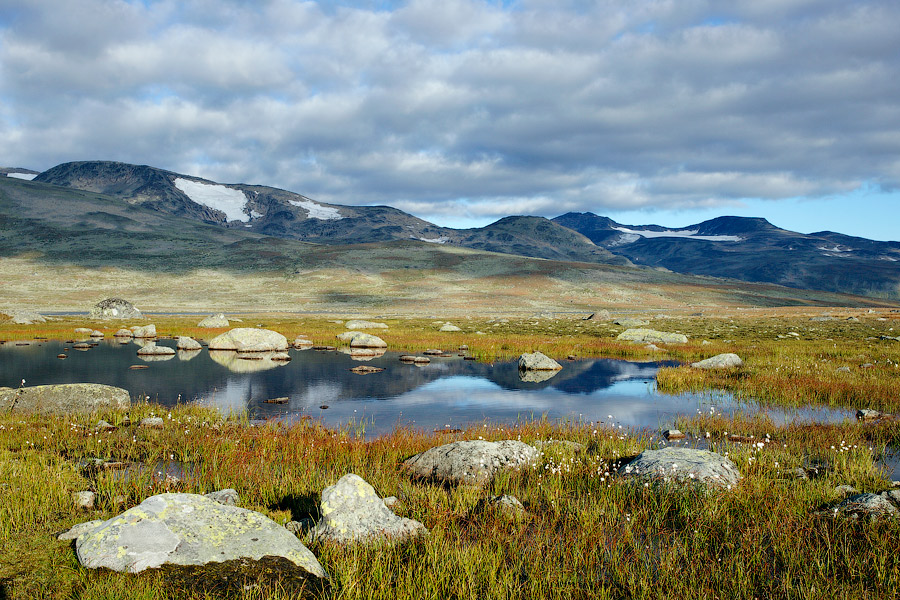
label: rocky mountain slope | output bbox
[553,213,900,298]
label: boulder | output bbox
[136,343,175,356]
[74,491,96,510]
[480,495,527,520]
[114,328,134,338]
[205,489,240,506]
[518,352,562,371]
[207,328,288,352]
[3,309,46,324]
[403,440,539,486]
[176,337,202,351]
[585,310,611,321]
[614,318,650,327]
[139,417,165,429]
[90,298,142,320]
[856,408,890,422]
[345,320,388,330]
[617,328,688,345]
[439,323,462,332]
[197,313,229,328]
[73,493,328,585]
[309,474,427,545]
[619,447,742,489]
[74,327,93,336]
[823,493,899,522]
[131,324,157,338]
[0,383,130,415]
[293,337,314,348]
[691,353,743,369]
[335,331,388,348]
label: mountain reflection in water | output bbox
[0,340,851,438]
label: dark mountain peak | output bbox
[694,216,776,236]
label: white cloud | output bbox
[0,0,898,226]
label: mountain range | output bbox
[5,160,899,300]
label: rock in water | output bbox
[207,328,289,351]
[518,352,563,371]
[74,493,328,581]
[310,474,427,544]
[403,440,539,486]
[176,337,202,351]
[90,298,142,320]
[0,383,130,415]
[616,328,689,344]
[131,324,157,338]
[114,328,134,338]
[619,447,742,489]
[691,353,743,369]
[197,314,229,328]
[335,331,388,348]
[136,343,175,356]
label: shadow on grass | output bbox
[269,493,321,521]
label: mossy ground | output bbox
[1,310,899,599]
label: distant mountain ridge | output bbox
[553,212,900,298]
[6,160,899,298]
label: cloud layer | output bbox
[1,0,898,225]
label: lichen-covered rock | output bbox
[0,383,130,414]
[131,324,157,338]
[345,320,388,330]
[691,353,743,369]
[518,352,562,371]
[616,328,688,344]
[207,328,288,352]
[74,493,328,581]
[176,337,202,351]
[140,417,164,429]
[823,493,899,522]
[335,331,388,348]
[403,440,539,486]
[4,309,47,324]
[310,474,427,545]
[619,447,742,489]
[205,489,239,506]
[293,337,314,348]
[114,328,134,338]
[439,323,462,332]
[90,298,142,320]
[197,314,229,328]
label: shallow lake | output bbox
[0,339,853,440]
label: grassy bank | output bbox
[1,403,898,599]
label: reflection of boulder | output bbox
[518,369,559,383]
[178,349,201,361]
[208,350,286,373]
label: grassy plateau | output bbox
[1,309,899,599]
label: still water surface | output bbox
[0,339,852,438]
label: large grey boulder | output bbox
[619,447,742,489]
[176,337,202,351]
[136,343,175,356]
[439,323,462,332]
[197,313,229,328]
[90,298,142,320]
[345,320,388,330]
[310,474,427,545]
[518,352,562,371]
[207,328,288,352]
[617,328,688,344]
[403,440,539,486]
[585,310,611,321]
[131,324,157,338]
[335,331,388,348]
[73,493,327,582]
[823,493,899,522]
[3,309,46,324]
[691,353,743,369]
[614,318,650,327]
[0,383,130,414]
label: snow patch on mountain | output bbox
[289,199,343,220]
[416,236,449,244]
[613,227,742,242]
[174,178,249,222]
[6,172,37,180]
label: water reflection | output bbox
[0,340,853,438]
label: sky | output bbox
[0,0,898,240]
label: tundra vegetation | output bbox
[1,309,899,599]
